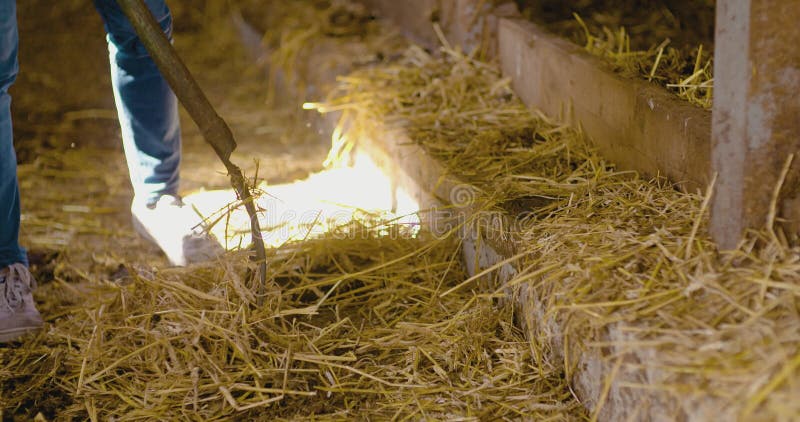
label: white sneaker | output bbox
[131,195,224,266]
[0,263,44,342]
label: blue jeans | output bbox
[0,0,181,268]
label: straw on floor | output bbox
[1,223,585,421]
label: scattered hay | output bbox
[1,225,586,420]
[309,42,606,211]
[519,186,800,420]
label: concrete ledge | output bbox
[498,18,712,192]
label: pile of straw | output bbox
[517,176,800,420]
[309,37,799,419]
[1,224,585,420]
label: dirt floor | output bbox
[11,1,327,279]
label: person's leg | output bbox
[0,0,42,343]
[93,1,222,266]
[0,0,26,268]
[94,0,181,203]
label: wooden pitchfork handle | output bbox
[117,0,268,304]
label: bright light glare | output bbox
[184,152,420,250]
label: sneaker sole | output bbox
[0,326,41,343]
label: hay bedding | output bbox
[1,224,585,420]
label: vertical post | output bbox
[711,0,800,249]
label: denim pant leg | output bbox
[94,0,181,202]
[0,0,26,268]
